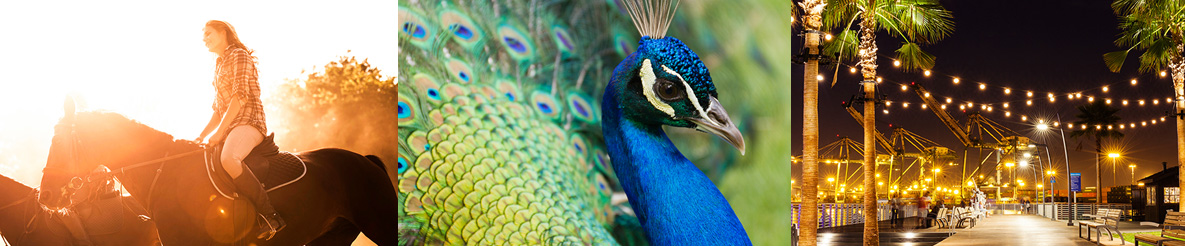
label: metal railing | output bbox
[790,203,921,228]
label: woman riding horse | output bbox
[193,20,285,240]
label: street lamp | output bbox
[1109,153,1121,189]
[1129,164,1136,185]
[1035,116,1074,225]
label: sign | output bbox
[1070,173,1082,192]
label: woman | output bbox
[194,20,286,240]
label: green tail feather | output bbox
[398,0,630,245]
[399,0,794,244]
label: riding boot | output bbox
[232,167,287,240]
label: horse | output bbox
[37,107,397,245]
[0,172,159,245]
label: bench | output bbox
[1079,208,1125,245]
[1135,211,1185,246]
[952,207,978,228]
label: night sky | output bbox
[790,0,1178,190]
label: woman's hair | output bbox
[206,20,253,54]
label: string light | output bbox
[850,67,857,73]
[1131,79,1138,85]
[1004,88,1011,94]
[953,78,960,84]
[1026,100,1033,106]
[825,34,834,40]
[924,70,932,77]
[817,75,824,81]
[1123,100,1129,106]
[1106,99,1112,104]
[1162,71,1168,77]
[1027,91,1033,97]
[893,60,901,67]
[1089,96,1095,102]
[1003,102,1009,108]
[902,85,908,91]
[979,83,986,90]
[946,98,952,103]
[1005,111,1011,117]
[1103,86,1109,92]
[1139,100,1145,106]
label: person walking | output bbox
[890,193,903,229]
[916,191,931,229]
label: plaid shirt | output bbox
[213,46,267,134]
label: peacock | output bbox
[397,0,762,245]
[600,0,751,244]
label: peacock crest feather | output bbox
[397,0,642,245]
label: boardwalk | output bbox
[938,214,1159,246]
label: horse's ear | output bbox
[64,96,76,121]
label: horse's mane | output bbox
[72,111,178,143]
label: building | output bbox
[1137,164,1179,222]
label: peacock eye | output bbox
[654,79,684,101]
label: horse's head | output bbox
[40,98,90,209]
[40,98,183,209]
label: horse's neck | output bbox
[0,177,35,237]
[111,143,208,213]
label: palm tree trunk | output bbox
[799,1,825,244]
[1095,139,1102,205]
[858,14,880,246]
[1171,39,1184,211]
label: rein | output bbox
[0,189,36,211]
[0,189,39,246]
[115,149,206,176]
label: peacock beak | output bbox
[687,96,746,155]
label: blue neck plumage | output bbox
[601,58,751,245]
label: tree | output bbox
[796,0,826,245]
[1068,101,1123,204]
[1103,0,1185,210]
[269,56,398,185]
[821,0,953,244]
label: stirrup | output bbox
[256,213,286,240]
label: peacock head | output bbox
[611,36,745,154]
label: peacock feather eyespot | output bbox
[551,25,575,56]
[446,59,475,84]
[439,9,484,49]
[398,156,410,173]
[397,94,418,127]
[398,7,434,49]
[497,23,535,63]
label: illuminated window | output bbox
[1166,187,1180,204]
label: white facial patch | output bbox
[639,59,676,117]
[660,64,710,120]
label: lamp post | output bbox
[1129,164,1136,186]
[1109,153,1120,196]
[1037,116,1075,225]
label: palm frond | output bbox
[889,0,955,44]
[895,42,935,71]
[824,29,860,62]
[821,0,861,31]
[1102,50,1131,73]
[1138,38,1173,74]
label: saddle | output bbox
[206,134,307,199]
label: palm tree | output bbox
[1103,0,1185,210]
[1068,101,1124,205]
[796,1,826,245]
[822,0,953,243]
